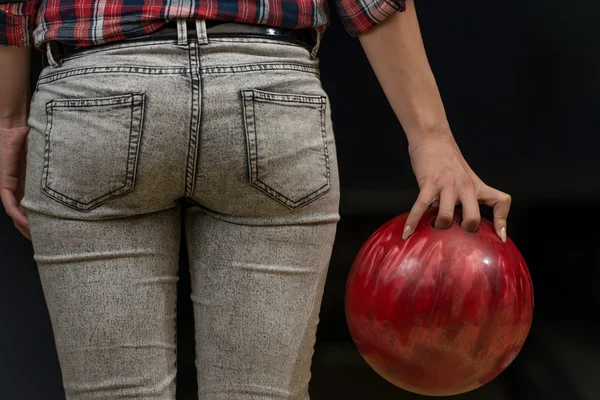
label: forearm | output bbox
[358,0,453,150]
[0,45,31,128]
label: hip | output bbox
[25,32,339,222]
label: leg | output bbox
[20,41,197,399]
[26,207,181,400]
[184,208,337,399]
[185,37,340,398]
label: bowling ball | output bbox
[345,208,534,396]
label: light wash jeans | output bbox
[20,19,340,400]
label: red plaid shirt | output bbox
[0,0,406,48]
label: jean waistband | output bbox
[42,20,319,68]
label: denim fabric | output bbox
[20,19,340,400]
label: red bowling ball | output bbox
[345,208,534,396]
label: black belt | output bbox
[46,20,317,65]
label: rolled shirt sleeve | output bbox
[0,0,40,47]
[334,0,406,37]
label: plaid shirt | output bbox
[0,0,405,48]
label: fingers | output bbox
[458,183,481,232]
[15,223,31,241]
[431,198,462,209]
[434,187,455,230]
[478,185,511,242]
[403,185,436,239]
[1,189,31,240]
[405,177,511,243]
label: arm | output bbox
[357,0,449,152]
[0,45,32,240]
[0,45,31,126]
[0,0,39,240]
[357,0,511,241]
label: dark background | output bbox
[2,0,600,399]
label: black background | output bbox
[2,0,599,398]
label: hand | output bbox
[403,135,511,242]
[0,125,31,241]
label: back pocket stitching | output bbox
[320,100,331,187]
[41,93,145,211]
[241,89,331,209]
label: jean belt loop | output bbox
[45,42,61,67]
[177,18,188,45]
[310,28,322,60]
[195,19,209,45]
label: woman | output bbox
[0,0,511,398]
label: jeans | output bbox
[21,19,340,400]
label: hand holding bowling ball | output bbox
[345,208,534,396]
[405,137,512,242]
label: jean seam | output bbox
[37,66,190,87]
[184,43,201,197]
[59,40,179,63]
[249,89,326,104]
[57,37,309,64]
[201,63,319,76]
[46,93,140,108]
[36,64,318,89]
[321,100,331,187]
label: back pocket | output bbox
[241,89,330,209]
[42,93,145,212]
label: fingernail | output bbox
[402,225,412,240]
[500,227,507,243]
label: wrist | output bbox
[406,124,455,153]
[0,115,29,129]
[0,104,29,128]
